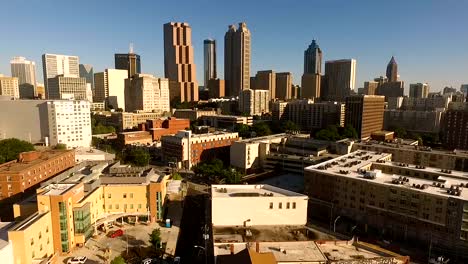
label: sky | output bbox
[0,0,467,94]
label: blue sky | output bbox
[0,0,467,93]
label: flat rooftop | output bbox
[0,150,72,173]
[305,150,468,200]
[42,183,76,196]
[211,184,307,198]
[238,133,287,143]
[214,240,407,263]
[10,211,49,231]
[213,225,315,243]
[0,222,13,250]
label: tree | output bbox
[149,228,162,249]
[224,167,242,184]
[54,143,67,150]
[172,172,182,180]
[251,122,272,137]
[392,126,407,138]
[111,256,126,264]
[234,124,251,138]
[281,121,300,133]
[342,125,358,139]
[0,138,35,164]
[124,148,150,166]
[314,125,341,141]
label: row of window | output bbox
[108,203,144,210]
[269,202,296,210]
[107,193,135,199]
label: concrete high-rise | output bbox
[304,39,322,75]
[163,22,199,102]
[253,70,276,99]
[345,95,385,139]
[47,75,89,101]
[301,73,321,99]
[208,79,225,98]
[124,74,170,114]
[0,75,19,99]
[442,102,468,150]
[10,56,37,98]
[224,22,251,96]
[323,59,356,101]
[42,54,79,98]
[204,39,217,89]
[79,64,94,90]
[94,69,128,110]
[239,89,270,116]
[115,45,141,79]
[409,83,429,98]
[386,56,398,82]
[276,72,293,100]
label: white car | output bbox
[67,256,88,264]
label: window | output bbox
[292,202,296,209]
[138,204,142,209]
[108,194,111,199]
[269,202,273,209]
[39,232,42,239]
[286,202,290,209]
[115,204,119,209]
[124,204,127,209]
[130,204,134,209]
[130,193,134,198]
[123,193,127,198]
[31,238,34,245]
[279,202,282,209]
[108,204,112,209]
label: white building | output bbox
[0,222,14,264]
[211,184,308,226]
[10,57,37,98]
[42,53,79,98]
[0,100,91,149]
[124,74,170,114]
[94,69,128,110]
[47,74,88,101]
[0,75,19,99]
[239,89,270,116]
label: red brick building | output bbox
[146,117,190,141]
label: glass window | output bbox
[269,202,273,209]
[292,202,296,209]
[123,193,127,198]
[286,202,290,209]
[130,193,133,198]
[279,202,282,209]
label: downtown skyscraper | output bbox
[42,53,79,98]
[204,39,217,89]
[323,59,356,101]
[10,56,37,98]
[164,22,198,102]
[115,44,141,79]
[386,56,398,82]
[224,22,251,97]
[304,39,322,75]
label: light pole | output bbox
[333,216,341,233]
[194,245,207,264]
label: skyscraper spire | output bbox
[129,43,134,54]
[386,56,398,82]
[304,39,322,75]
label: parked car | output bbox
[67,256,88,264]
[142,258,152,264]
[109,229,124,238]
[173,256,181,264]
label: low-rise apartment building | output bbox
[173,108,217,121]
[199,115,253,129]
[162,130,239,169]
[304,150,468,260]
[93,111,164,131]
[145,117,190,141]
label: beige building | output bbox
[93,111,166,131]
[301,73,321,99]
[275,72,293,100]
[239,89,270,116]
[124,74,170,114]
[323,59,356,101]
[163,22,198,102]
[304,150,468,260]
[47,74,89,100]
[384,109,443,134]
[345,95,385,139]
[211,184,308,227]
[0,75,19,98]
[42,54,79,98]
[409,83,429,98]
[10,57,37,99]
[208,78,225,98]
[94,69,128,110]
[253,70,276,99]
[224,22,251,96]
[35,83,45,99]
[173,108,217,121]
[200,115,253,129]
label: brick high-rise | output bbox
[163,22,198,102]
[345,95,385,139]
[442,102,468,150]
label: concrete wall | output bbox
[212,195,307,226]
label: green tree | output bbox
[0,138,35,164]
[314,125,341,141]
[149,228,162,249]
[281,121,300,132]
[55,143,67,150]
[234,124,251,138]
[251,122,272,137]
[342,125,358,139]
[124,148,150,166]
[172,172,182,180]
[392,126,407,138]
[110,256,126,264]
[224,167,242,184]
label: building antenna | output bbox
[129,43,134,54]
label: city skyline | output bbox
[0,1,467,94]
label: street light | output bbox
[194,245,207,264]
[333,216,341,233]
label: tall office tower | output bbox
[386,56,398,82]
[323,59,357,101]
[442,102,468,150]
[204,39,217,89]
[0,75,19,98]
[409,83,429,98]
[224,22,251,96]
[345,95,385,139]
[163,22,199,102]
[79,64,94,90]
[363,81,379,95]
[94,69,128,110]
[254,70,276,98]
[208,79,225,98]
[115,45,141,79]
[304,39,322,75]
[42,54,79,98]
[238,89,270,116]
[10,56,37,98]
[301,73,321,99]
[124,74,170,113]
[47,75,89,101]
[276,72,293,100]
